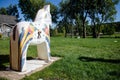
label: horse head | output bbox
[34,5,52,26]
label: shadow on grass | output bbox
[100,36,120,38]
[79,56,120,64]
[0,54,34,71]
[0,55,9,71]
[27,57,34,60]
[108,71,120,77]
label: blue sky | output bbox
[0,0,120,22]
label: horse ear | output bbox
[44,5,50,12]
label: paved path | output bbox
[0,57,60,80]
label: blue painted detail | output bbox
[45,37,50,47]
[30,23,38,31]
[21,38,33,70]
[21,38,33,55]
[21,58,25,70]
[18,27,25,45]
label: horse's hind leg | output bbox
[10,25,32,71]
[10,26,20,71]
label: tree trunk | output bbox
[65,31,67,37]
[92,25,97,38]
[97,25,101,38]
[64,25,68,38]
[71,26,73,38]
[78,28,81,37]
[82,20,86,38]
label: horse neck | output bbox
[34,11,51,27]
[34,18,51,27]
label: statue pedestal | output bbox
[19,59,47,74]
[0,57,60,80]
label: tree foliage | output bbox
[59,0,77,37]
[0,7,7,15]
[7,4,21,22]
[88,0,119,38]
[18,0,58,23]
[19,0,45,21]
[59,0,119,38]
[59,0,93,38]
[0,5,20,22]
[7,5,19,18]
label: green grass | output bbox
[0,37,120,80]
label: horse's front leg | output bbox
[37,41,50,62]
[36,29,50,62]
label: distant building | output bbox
[0,14,17,37]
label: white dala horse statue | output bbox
[10,5,52,72]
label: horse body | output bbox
[10,5,51,71]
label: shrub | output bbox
[54,33,64,37]
[0,33,2,38]
[102,25,115,35]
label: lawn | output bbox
[0,37,120,80]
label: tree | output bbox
[75,14,82,37]
[79,0,89,38]
[88,0,119,38]
[59,0,77,37]
[62,17,70,37]
[19,0,58,23]
[0,5,21,22]
[59,0,92,38]
[59,0,119,38]
[7,4,21,22]
[0,7,7,15]
[19,0,46,21]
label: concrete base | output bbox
[0,57,60,80]
[18,59,48,75]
